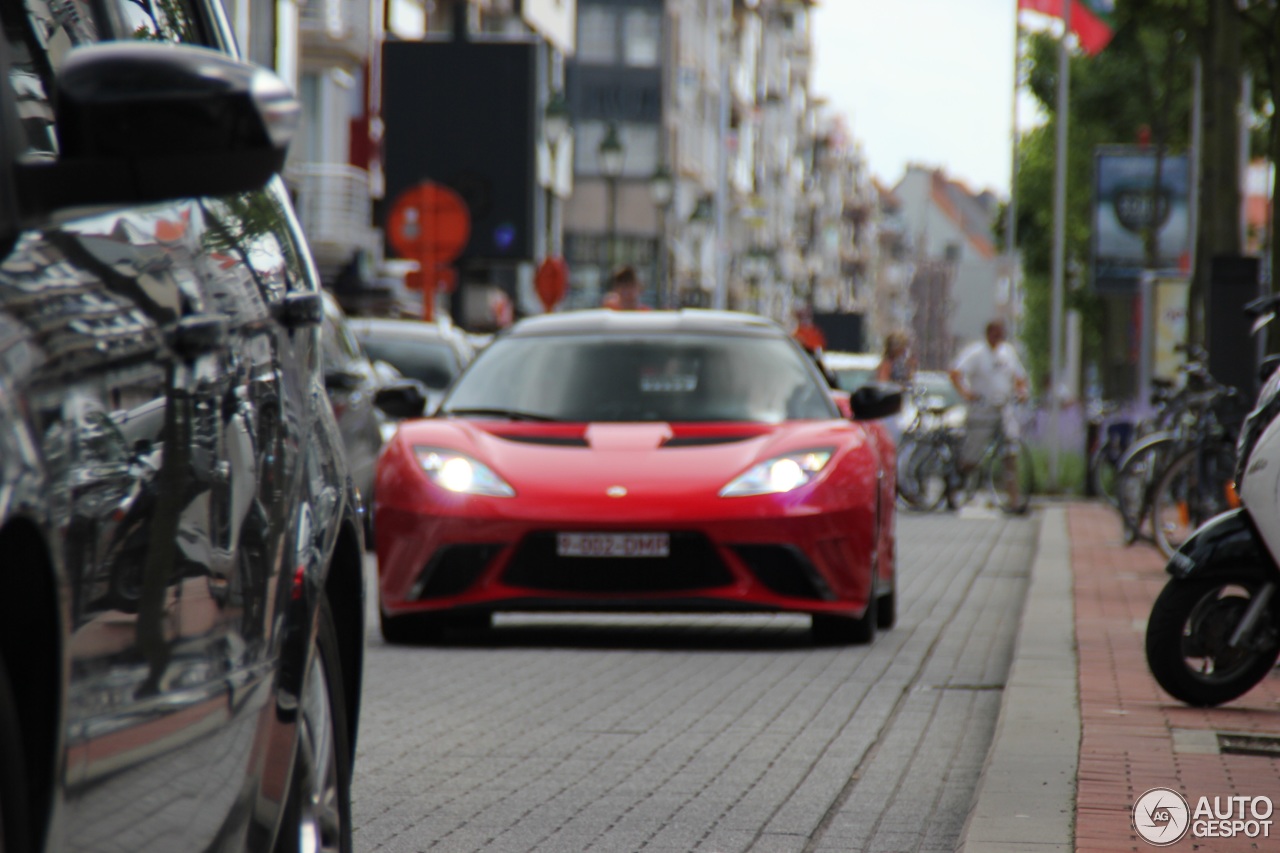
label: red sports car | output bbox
[374,310,901,644]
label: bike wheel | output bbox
[899,440,950,512]
[1150,442,1239,558]
[1115,438,1173,545]
[1088,445,1121,507]
[986,438,1034,513]
[1145,574,1280,707]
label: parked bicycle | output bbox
[1111,345,1247,556]
[898,394,1033,514]
[1085,399,1135,507]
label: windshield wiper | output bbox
[440,407,562,422]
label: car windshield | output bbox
[441,333,838,423]
[360,337,461,389]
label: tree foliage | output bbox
[1011,0,1278,392]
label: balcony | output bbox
[288,163,380,275]
[299,0,372,64]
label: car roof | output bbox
[347,317,455,340]
[502,309,787,339]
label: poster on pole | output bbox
[1091,147,1191,294]
[1153,277,1190,382]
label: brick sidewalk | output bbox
[1070,502,1280,852]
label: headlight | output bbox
[414,447,515,497]
[720,449,833,497]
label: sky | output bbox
[810,0,1031,198]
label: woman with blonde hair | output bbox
[876,330,915,385]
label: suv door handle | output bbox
[274,292,324,329]
[171,313,229,360]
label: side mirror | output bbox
[14,42,299,216]
[374,380,428,420]
[848,382,903,421]
[324,369,365,393]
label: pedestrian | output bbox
[949,319,1029,512]
[792,305,826,353]
[876,330,916,385]
[601,266,649,310]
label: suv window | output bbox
[3,0,100,158]
[3,0,210,161]
[113,0,204,43]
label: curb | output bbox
[957,505,1080,852]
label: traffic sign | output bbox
[387,182,470,266]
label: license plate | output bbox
[556,532,670,558]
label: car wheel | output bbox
[274,598,352,853]
[875,590,896,630]
[0,655,32,853]
[812,606,876,645]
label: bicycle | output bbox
[898,398,1033,514]
[946,400,1035,514]
[1085,399,1134,507]
[1113,347,1245,548]
[896,385,961,511]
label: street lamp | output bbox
[543,90,571,145]
[599,122,625,271]
[542,90,572,263]
[649,165,673,307]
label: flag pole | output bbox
[1048,0,1071,491]
[1007,4,1021,340]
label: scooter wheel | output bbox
[1146,574,1280,707]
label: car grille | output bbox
[502,532,733,593]
[410,544,506,599]
[730,544,834,600]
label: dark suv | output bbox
[0,2,366,852]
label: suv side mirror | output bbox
[13,42,299,216]
[849,382,903,421]
[374,380,428,420]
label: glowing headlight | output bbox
[720,450,833,497]
[414,447,515,497]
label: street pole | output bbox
[712,0,731,310]
[607,175,618,272]
[1048,0,1071,492]
[1007,10,1021,339]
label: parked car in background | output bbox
[320,295,427,532]
[374,310,902,646]
[347,317,475,416]
[822,351,881,393]
[905,370,967,431]
[0,5,367,851]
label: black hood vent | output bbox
[493,434,589,447]
[662,434,755,448]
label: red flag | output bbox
[1018,0,1115,55]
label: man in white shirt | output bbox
[949,319,1029,511]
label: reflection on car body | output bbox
[375,310,902,646]
[0,1,366,851]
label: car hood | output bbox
[395,419,867,499]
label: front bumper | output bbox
[376,505,879,619]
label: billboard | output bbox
[1091,147,1191,294]
[382,41,538,263]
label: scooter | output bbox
[1145,295,1280,706]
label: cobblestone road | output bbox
[351,512,1038,853]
